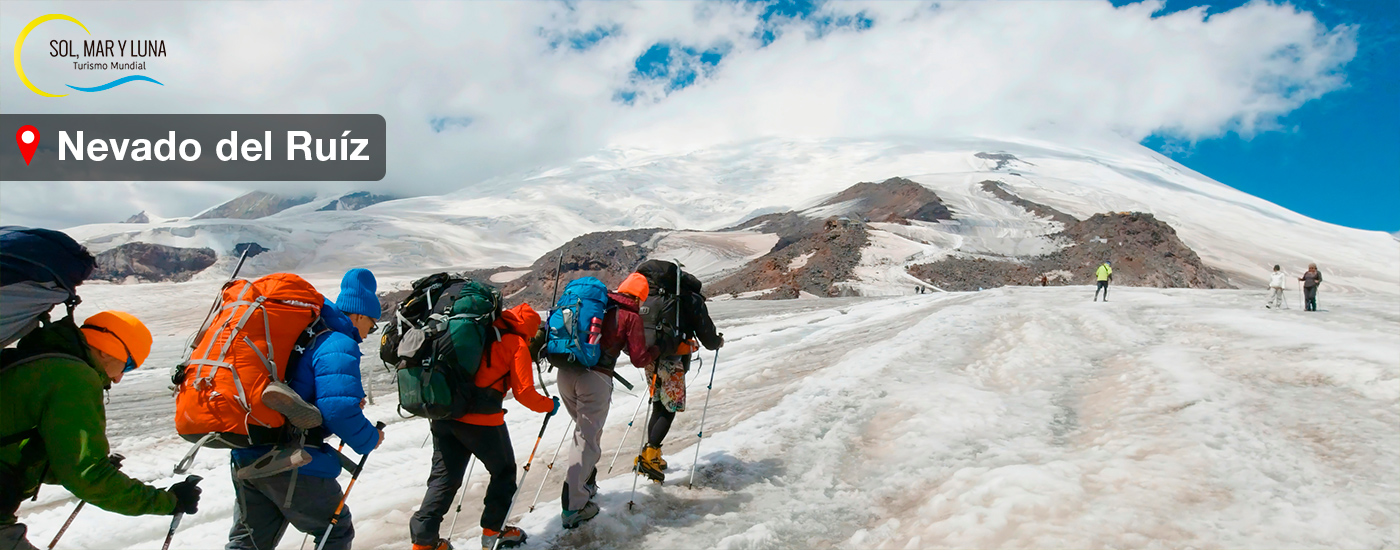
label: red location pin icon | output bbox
[16,125,40,165]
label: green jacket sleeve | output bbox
[40,361,177,516]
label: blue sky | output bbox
[1129,0,1400,232]
[617,0,1397,232]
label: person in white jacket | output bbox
[1266,265,1286,309]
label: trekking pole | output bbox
[48,454,125,549]
[627,373,659,511]
[161,475,203,550]
[315,422,386,550]
[527,418,573,513]
[606,388,649,474]
[688,349,721,489]
[445,457,476,540]
[492,410,556,550]
[537,248,568,397]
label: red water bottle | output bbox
[587,317,602,345]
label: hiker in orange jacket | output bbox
[410,303,557,550]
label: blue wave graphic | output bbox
[66,75,164,92]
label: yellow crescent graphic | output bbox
[14,14,90,98]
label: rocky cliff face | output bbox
[909,182,1232,290]
[92,243,217,283]
[194,191,313,220]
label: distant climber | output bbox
[1094,261,1112,302]
[1266,265,1286,309]
[1040,275,1048,287]
[1299,264,1323,311]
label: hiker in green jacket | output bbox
[1094,261,1113,302]
[1,311,201,550]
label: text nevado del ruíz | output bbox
[57,131,372,162]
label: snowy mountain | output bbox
[63,134,1400,295]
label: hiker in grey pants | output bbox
[545,275,658,528]
[557,367,614,514]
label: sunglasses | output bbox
[82,324,138,373]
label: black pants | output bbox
[1304,286,1318,311]
[227,466,352,550]
[1095,281,1109,301]
[409,421,517,545]
[646,401,676,448]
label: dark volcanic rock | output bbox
[909,211,1232,290]
[92,243,217,283]
[317,192,397,212]
[730,177,952,255]
[123,211,150,224]
[380,228,668,317]
[194,191,314,220]
[980,181,1078,225]
[707,218,869,299]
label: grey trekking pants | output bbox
[1266,288,1284,308]
[226,464,352,550]
[0,524,39,550]
[557,366,613,511]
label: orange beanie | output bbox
[617,273,650,302]
[81,311,153,368]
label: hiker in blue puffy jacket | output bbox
[227,268,386,550]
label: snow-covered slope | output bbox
[19,285,1398,549]
[64,135,1399,294]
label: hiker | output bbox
[547,273,658,529]
[2,311,202,550]
[409,302,560,550]
[226,268,385,550]
[1040,275,1048,287]
[1266,265,1286,309]
[1094,261,1112,302]
[1299,263,1323,312]
[634,268,724,483]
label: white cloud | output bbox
[0,0,1356,228]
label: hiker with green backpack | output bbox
[2,227,200,550]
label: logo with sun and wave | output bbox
[14,14,166,97]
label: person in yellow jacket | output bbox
[1094,261,1112,302]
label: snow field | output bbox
[15,285,1396,549]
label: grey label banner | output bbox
[1,114,385,181]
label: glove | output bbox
[550,396,561,416]
[168,476,202,515]
[717,333,725,349]
[108,453,126,470]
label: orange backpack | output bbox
[173,273,323,460]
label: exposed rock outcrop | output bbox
[909,182,1232,291]
[92,243,217,283]
[194,191,314,220]
[317,192,397,212]
[123,211,150,224]
[706,218,869,299]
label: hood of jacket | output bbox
[496,303,540,337]
[323,297,361,342]
[608,291,640,313]
[8,321,108,386]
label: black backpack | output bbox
[0,226,95,350]
[636,259,703,356]
[381,273,508,419]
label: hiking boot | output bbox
[261,381,322,429]
[561,501,599,529]
[412,539,453,550]
[481,526,526,549]
[235,445,311,480]
[655,445,667,470]
[634,445,665,483]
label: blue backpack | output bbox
[545,277,610,367]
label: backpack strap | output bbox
[0,428,39,450]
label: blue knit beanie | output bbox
[335,268,380,319]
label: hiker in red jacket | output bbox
[410,303,557,550]
[550,273,658,529]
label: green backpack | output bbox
[382,273,506,419]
